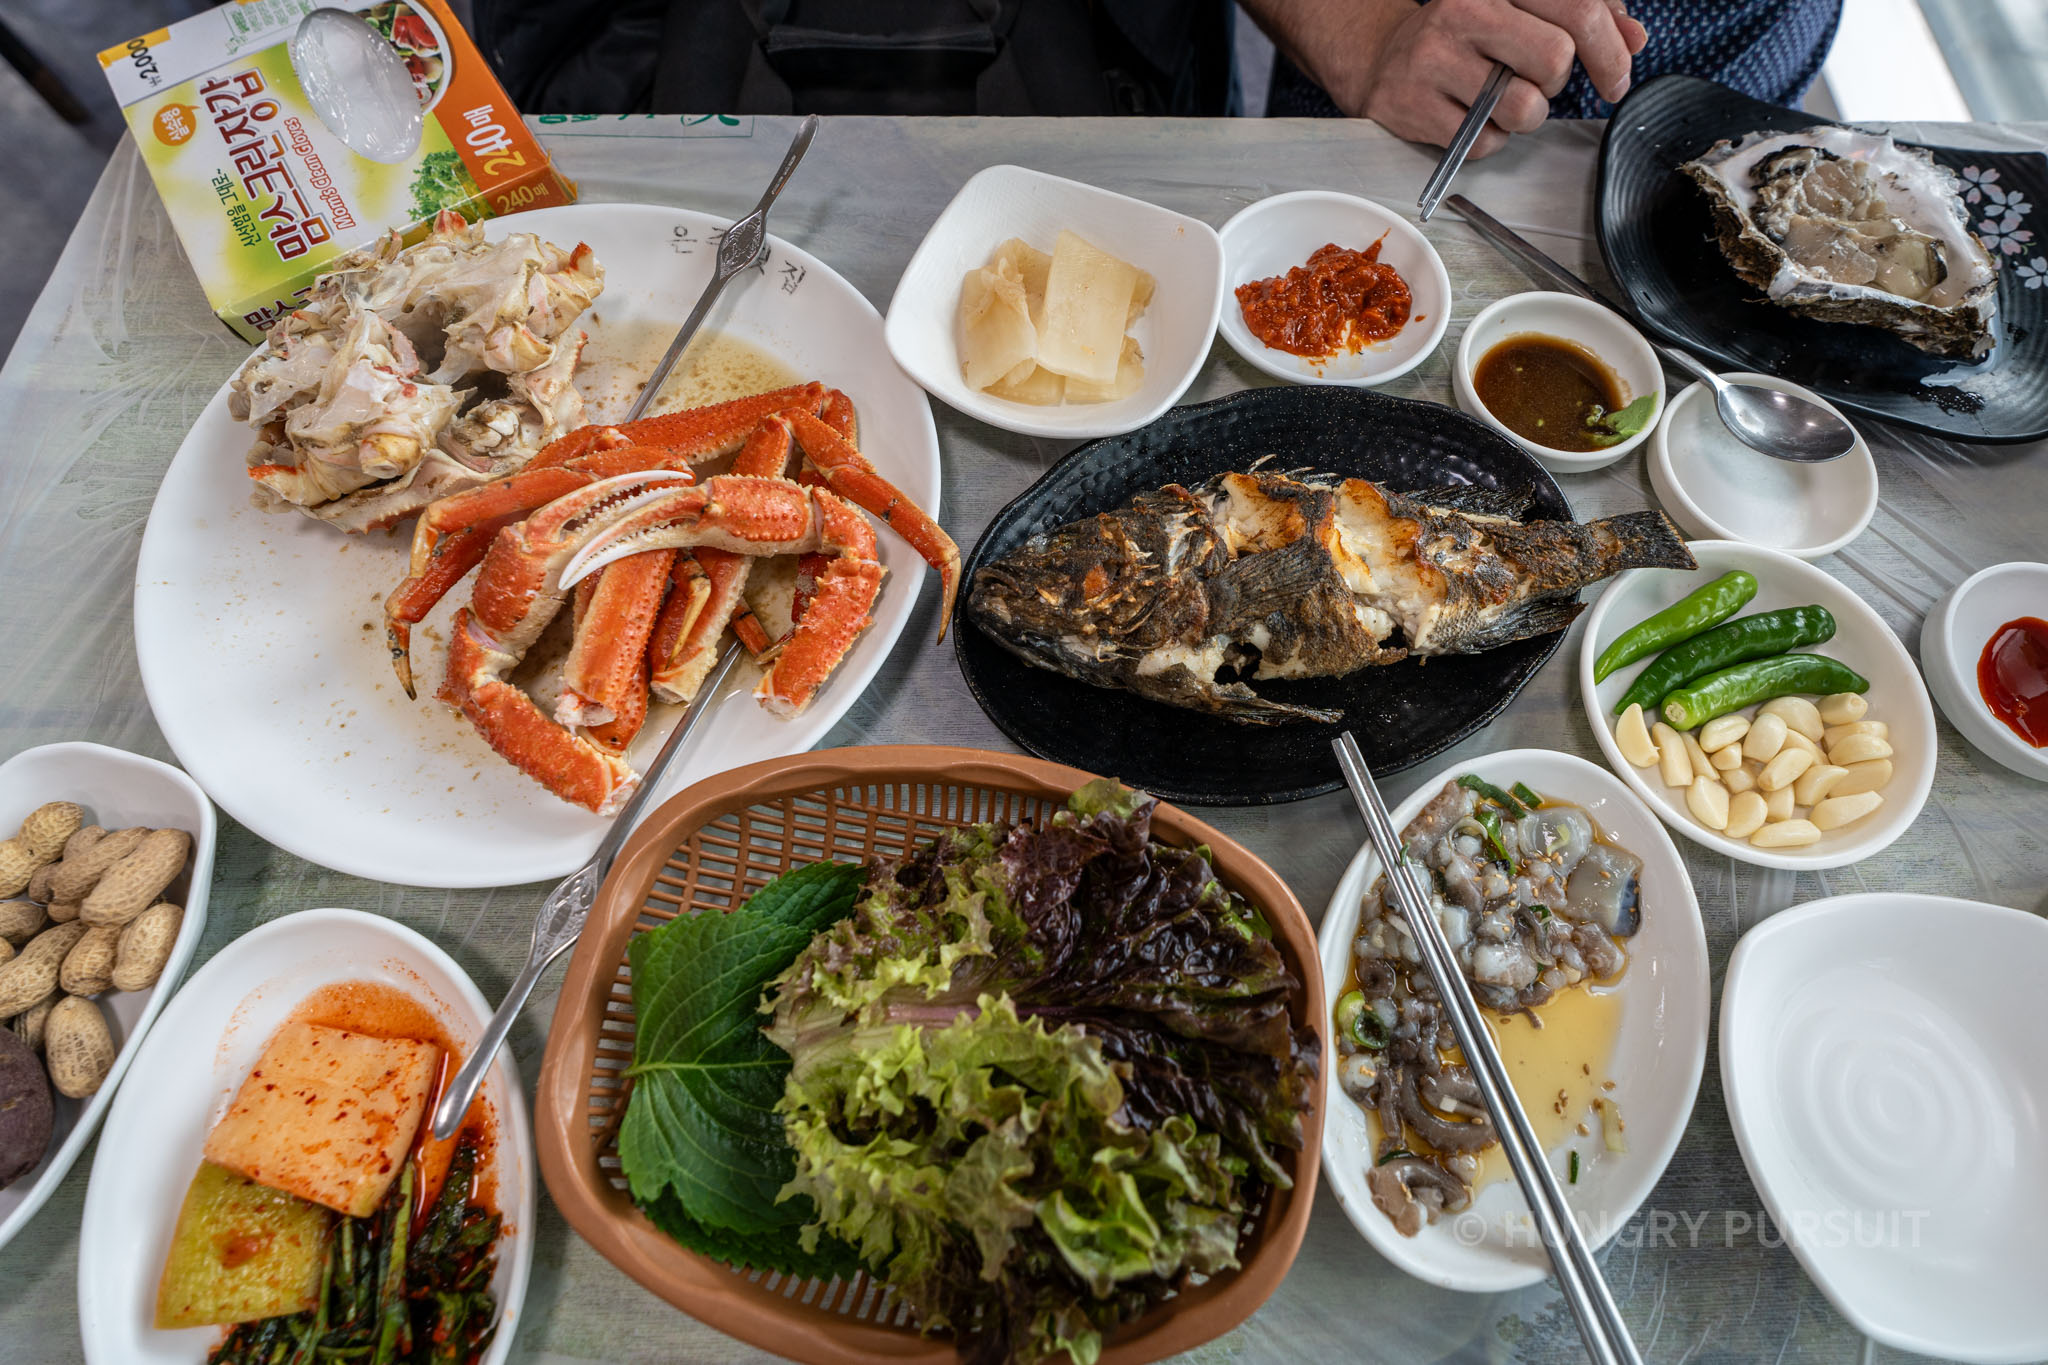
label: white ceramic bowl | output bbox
[0,742,213,1253]
[79,908,535,1365]
[1452,291,1664,473]
[1215,190,1451,387]
[884,164,1224,440]
[1579,541,1936,869]
[1317,749,1708,1292]
[1649,374,1877,559]
[1722,893,2048,1365]
[1919,561,2048,781]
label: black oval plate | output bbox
[954,387,1575,806]
[1598,74,2048,444]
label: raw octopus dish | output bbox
[967,463,1693,724]
[226,220,960,814]
[1335,777,1643,1234]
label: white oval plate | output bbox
[1316,749,1708,1292]
[78,908,535,1365]
[1649,374,1877,560]
[134,203,941,887]
[883,164,1224,440]
[1579,541,1935,869]
[1919,561,2048,782]
[1216,190,1451,387]
[0,742,213,1253]
[1722,893,2048,1365]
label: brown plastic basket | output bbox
[536,745,1325,1364]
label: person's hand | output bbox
[1274,0,1650,157]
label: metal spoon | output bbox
[429,115,823,1142]
[1448,193,1857,463]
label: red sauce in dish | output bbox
[1235,239,1413,358]
[1978,616,2048,747]
[288,980,499,1223]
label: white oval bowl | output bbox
[1579,541,1936,869]
[1722,893,2048,1365]
[1918,561,2048,781]
[1452,292,1664,473]
[884,164,1223,440]
[0,742,214,1253]
[1650,374,1877,559]
[1317,748,1708,1292]
[1215,190,1451,387]
[78,908,535,1365]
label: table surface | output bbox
[1,113,2043,1365]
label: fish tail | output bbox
[1587,510,1697,575]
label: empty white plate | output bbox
[1216,190,1450,387]
[1722,893,2048,1364]
[884,164,1224,440]
[1649,374,1877,559]
[1317,748,1709,1291]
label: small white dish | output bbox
[1722,893,2048,1365]
[1453,292,1663,473]
[1215,190,1451,387]
[1919,561,2048,781]
[884,164,1224,440]
[1580,540,1936,870]
[0,742,213,1253]
[1649,374,1877,559]
[1317,749,1708,1292]
[78,908,535,1365]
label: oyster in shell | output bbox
[1682,127,1997,358]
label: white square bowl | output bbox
[884,165,1224,440]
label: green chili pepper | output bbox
[1594,570,1758,682]
[1377,1147,1417,1166]
[1473,806,1512,862]
[1529,904,1551,921]
[1615,605,1838,715]
[1660,654,1869,730]
[1457,774,1526,819]
[1568,1150,1581,1184]
[1334,990,1366,1037]
[1511,782,1543,810]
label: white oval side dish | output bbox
[1317,749,1708,1292]
[1919,561,2048,781]
[78,908,534,1365]
[1721,893,2048,1365]
[884,164,1224,440]
[1452,291,1663,473]
[1215,190,1451,387]
[0,741,214,1254]
[1579,540,1936,869]
[1649,373,1877,559]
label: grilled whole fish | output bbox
[967,468,1695,724]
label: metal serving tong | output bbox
[1332,733,1644,1365]
[1418,60,1513,222]
[429,115,822,1142]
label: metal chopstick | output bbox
[1333,734,1643,1365]
[1417,60,1513,222]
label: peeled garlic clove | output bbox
[1828,733,1894,767]
[1811,790,1884,831]
[1817,692,1868,726]
[1616,703,1658,768]
[1829,758,1892,798]
[1758,747,1815,792]
[1699,714,1750,752]
[1759,696,1825,741]
[1742,713,1788,761]
[1764,783,1796,821]
[1751,819,1821,849]
[1793,763,1850,807]
[1725,791,1769,839]
[1687,776,1731,830]
[1710,743,1744,772]
[1824,720,1887,747]
[1652,721,1693,788]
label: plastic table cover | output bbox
[0,114,2042,1365]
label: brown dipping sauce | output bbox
[1235,240,1413,358]
[1978,616,2048,748]
[1473,334,1628,453]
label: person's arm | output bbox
[1241,0,1648,155]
